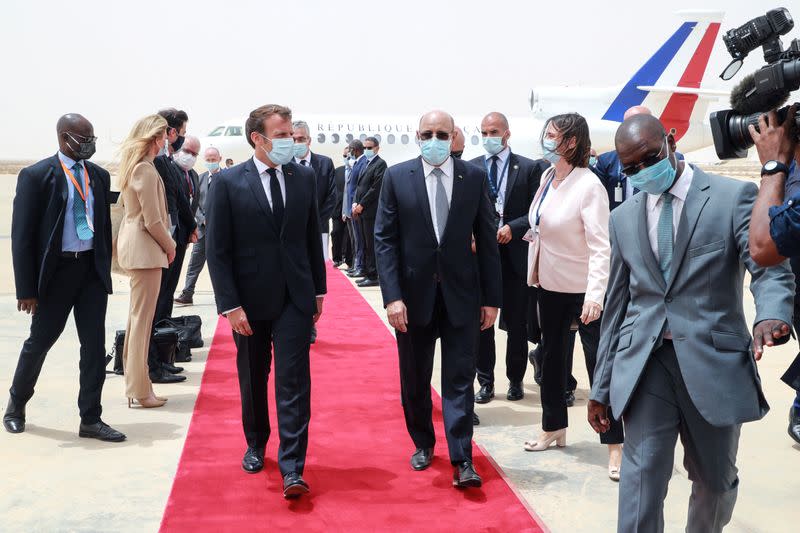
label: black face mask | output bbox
[171,135,185,152]
[450,150,463,159]
[66,133,96,161]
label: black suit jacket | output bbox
[333,165,346,221]
[470,152,548,278]
[375,156,502,327]
[11,154,113,300]
[206,159,327,320]
[355,155,388,219]
[309,152,337,231]
[154,155,197,246]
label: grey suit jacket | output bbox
[195,170,215,237]
[590,167,794,427]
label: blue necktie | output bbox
[72,163,93,240]
[657,192,674,281]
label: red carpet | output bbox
[160,264,546,532]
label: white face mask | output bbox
[175,150,197,171]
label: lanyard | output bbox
[60,160,89,202]
[535,169,556,227]
[485,156,511,201]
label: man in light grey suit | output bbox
[588,115,794,533]
[175,146,222,306]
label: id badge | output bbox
[523,228,536,242]
[614,184,623,203]
[495,200,504,216]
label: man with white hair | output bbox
[176,145,222,306]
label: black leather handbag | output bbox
[109,330,126,375]
[153,326,180,366]
[160,315,203,348]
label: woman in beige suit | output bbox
[116,115,176,408]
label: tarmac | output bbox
[0,167,798,532]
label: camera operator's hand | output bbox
[748,104,798,166]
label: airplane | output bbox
[198,10,728,168]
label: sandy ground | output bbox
[0,166,798,532]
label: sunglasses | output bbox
[621,138,668,176]
[419,131,451,141]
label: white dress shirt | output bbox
[294,150,312,167]
[645,162,694,258]
[252,155,286,209]
[421,156,454,243]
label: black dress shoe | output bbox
[789,405,800,445]
[475,384,494,404]
[283,472,310,498]
[242,446,264,473]
[507,382,524,401]
[529,347,543,386]
[472,412,480,425]
[565,390,576,407]
[357,278,379,287]
[3,398,25,434]
[453,461,482,488]
[150,366,187,384]
[163,362,184,374]
[347,269,365,278]
[79,420,126,442]
[333,260,343,268]
[411,447,434,470]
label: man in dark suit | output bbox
[4,114,125,442]
[331,147,352,268]
[345,140,367,277]
[151,109,197,381]
[206,104,326,499]
[470,112,547,405]
[352,136,388,287]
[375,110,501,488]
[175,146,222,305]
[292,120,337,258]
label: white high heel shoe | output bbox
[523,428,567,451]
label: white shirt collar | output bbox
[252,155,283,176]
[421,156,454,179]
[647,161,694,210]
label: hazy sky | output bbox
[0,1,777,160]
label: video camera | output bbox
[710,7,800,159]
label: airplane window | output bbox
[332,133,340,144]
[374,134,382,143]
[346,134,354,143]
[359,134,367,141]
[471,135,479,145]
[387,134,396,144]
[225,126,242,136]
[401,134,409,145]
[318,133,326,143]
[208,126,224,137]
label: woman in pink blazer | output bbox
[524,113,623,481]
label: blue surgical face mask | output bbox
[482,136,504,155]
[589,156,598,167]
[292,142,309,159]
[419,138,451,166]
[542,138,560,164]
[260,135,294,165]
[626,138,677,195]
[205,161,220,172]
[364,149,375,159]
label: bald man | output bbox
[450,126,466,158]
[5,114,125,442]
[375,110,501,488]
[176,146,222,305]
[588,114,793,532]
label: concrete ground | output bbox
[0,170,798,532]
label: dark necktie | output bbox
[301,160,308,166]
[488,155,499,197]
[267,168,284,226]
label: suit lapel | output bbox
[244,159,279,234]
[411,157,437,243]
[635,194,667,291]
[503,153,519,206]
[442,158,466,243]
[666,166,710,292]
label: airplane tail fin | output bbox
[601,10,726,141]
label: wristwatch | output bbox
[761,160,791,176]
